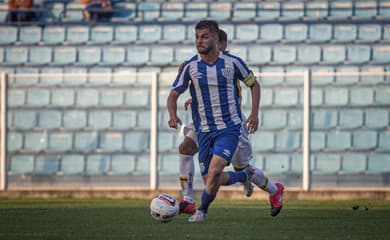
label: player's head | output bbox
[218,29,227,51]
[195,20,219,55]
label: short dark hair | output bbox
[218,29,227,43]
[195,20,219,35]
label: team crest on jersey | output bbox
[221,67,234,79]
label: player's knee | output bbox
[179,140,197,155]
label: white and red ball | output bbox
[150,193,179,222]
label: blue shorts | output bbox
[197,124,241,176]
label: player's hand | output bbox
[184,99,192,111]
[168,116,182,129]
[245,114,259,134]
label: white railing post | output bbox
[302,71,311,191]
[150,72,159,190]
[1,72,7,191]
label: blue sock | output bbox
[198,190,216,214]
[223,171,248,186]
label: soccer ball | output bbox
[150,193,180,222]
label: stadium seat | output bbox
[125,89,149,107]
[383,25,390,42]
[7,132,23,152]
[158,132,174,152]
[86,155,110,175]
[100,132,123,151]
[259,66,284,85]
[162,24,186,43]
[328,1,353,20]
[375,87,390,105]
[158,68,176,88]
[327,131,351,151]
[160,2,184,21]
[324,88,349,106]
[24,132,47,152]
[160,154,179,174]
[7,89,25,107]
[112,67,137,85]
[262,110,287,129]
[353,130,377,150]
[63,67,87,86]
[0,47,3,63]
[229,45,247,61]
[137,67,159,85]
[5,47,28,65]
[111,2,136,22]
[346,45,370,64]
[247,45,271,65]
[76,88,99,107]
[90,26,114,44]
[272,45,296,65]
[232,2,256,21]
[285,66,307,85]
[88,67,112,86]
[315,154,341,174]
[183,3,208,21]
[42,2,64,21]
[138,2,160,21]
[150,46,174,66]
[111,155,136,175]
[209,2,231,21]
[74,131,98,152]
[360,66,384,85]
[174,46,196,65]
[101,47,125,65]
[113,25,137,44]
[42,26,65,45]
[51,89,74,107]
[379,132,390,151]
[0,26,17,45]
[0,3,8,22]
[259,24,283,42]
[357,24,382,43]
[372,46,390,64]
[26,88,50,107]
[284,24,307,42]
[280,1,304,20]
[126,46,149,66]
[39,111,62,129]
[297,45,320,64]
[48,132,73,152]
[310,131,325,151]
[365,109,388,129]
[100,89,124,107]
[334,66,360,85]
[354,0,377,19]
[219,24,235,39]
[275,131,301,152]
[60,155,84,174]
[341,154,367,174]
[40,67,63,85]
[124,132,149,152]
[28,47,52,66]
[333,24,357,43]
[63,110,87,129]
[264,155,289,174]
[19,26,41,45]
[14,67,39,86]
[251,132,274,151]
[274,89,298,106]
[350,87,374,106]
[185,24,196,43]
[60,3,84,22]
[305,1,328,19]
[66,25,89,45]
[311,66,334,85]
[256,2,280,20]
[339,109,363,129]
[52,47,76,65]
[234,24,258,43]
[136,110,151,129]
[77,46,101,66]
[312,110,338,130]
[135,155,150,174]
[138,25,161,44]
[112,111,136,129]
[367,154,390,174]
[322,45,346,64]
[88,110,111,130]
[308,24,332,43]
[10,155,34,174]
[378,0,390,19]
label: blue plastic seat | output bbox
[341,154,367,174]
[185,24,196,43]
[40,67,63,86]
[234,24,258,43]
[100,89,123,107]
[220,23,234,39]
[112,67,137,85]
[310,132,325,151]
[61,155,84,174]
[264,155,289,174]
[183,3,208,21]
[315,154,341,174]
[28,47,52,66]
[43,2,64,21]
[86,155,109,175]
[327,131,351,151]
[10,155,34,174]
[339,109,363,129]
[13,68,38,86]
[360,66,384,85]
[259,66,284,85]
[311,66,335,85]
[74,131,98,152]
[328,1,353,20]
[312,110,338,130]
[383,24,390,42]
[113,25,137,44]
[272,46,296,65]
[285,66,307,85]
[77,46,101,66]
[61,3,84,22]
[63,67,87,86]
[274,89,298,106]
[372,46,390,64]
[138,2,160,21]
[125,89,149,107]
[7,132,23,152]
[232,2,256,21]
[51,89,74,107]
[354,0,377,19]
[262,110,287,129]
[135,110,151,129]
[333,24,357,43]
[87,67,112,86]
[24,132,47,152]
[353,130,377,150]
[379,132,390,152]
[66,25,89,45]
[26,88,50,107]
[0,3,8,22]
[63,110,87,129]
[259,24,283,42]
[39,111,62,129]
[101,47,125,65]
[379,0,390,19]
[135,155,150,174]
[111,155,136,175]
[48,132,73,152]
[275,131,301,151]
[357,24,381,43]
[161,24,186,43]
[284,24,307,42]
[251,132,274,151]
[5,47,28,65]
[111,2,136,22]
[346,45,370,64]
[19,26,41,45]
[247,45,271,65]
[229,45,247,61]
[256,2,280,20]
[365,109,388,129]
[100,132,123,151]
[124,132,149,152]
[90,26,113,44]
[42,26,65,45]
[375,87,390,105]
[160,154,179,174]
[322,45,346,64]
[160,2,184,21]
[138,25,161,44]
[209,2,231,21]
[308,24,332,43]
[0,26,17,45]
[280,1,304,20]
[305,1,328,19]
[52,47,77,65]
[297,45,320,64]
[324,88,349,106]
[150,46,173,66]
[8,89,25,107]
[126,46,149,66]
[367,154,390,174]
[158,132,174,152]
[174,46,196,65]
[112,111,136,129]
[335,66,360,85]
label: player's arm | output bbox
[167,90,182,129]
[243,71,261,134]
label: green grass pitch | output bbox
[0,198,389,240]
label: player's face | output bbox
[195,28,217,55]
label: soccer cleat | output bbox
[179,199,196,214]
[269,182,284,217]
[188,210,206,222]
[243,166,255,197]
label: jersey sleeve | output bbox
[172,63,190,94]
[233,57,256,87]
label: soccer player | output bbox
[168,20,283,222]
[177,29,284,218]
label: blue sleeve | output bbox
[172,63,191,94]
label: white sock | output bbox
[251,167,278,195]
[179,154,195,202]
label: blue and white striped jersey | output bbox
[172,51,256,133]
